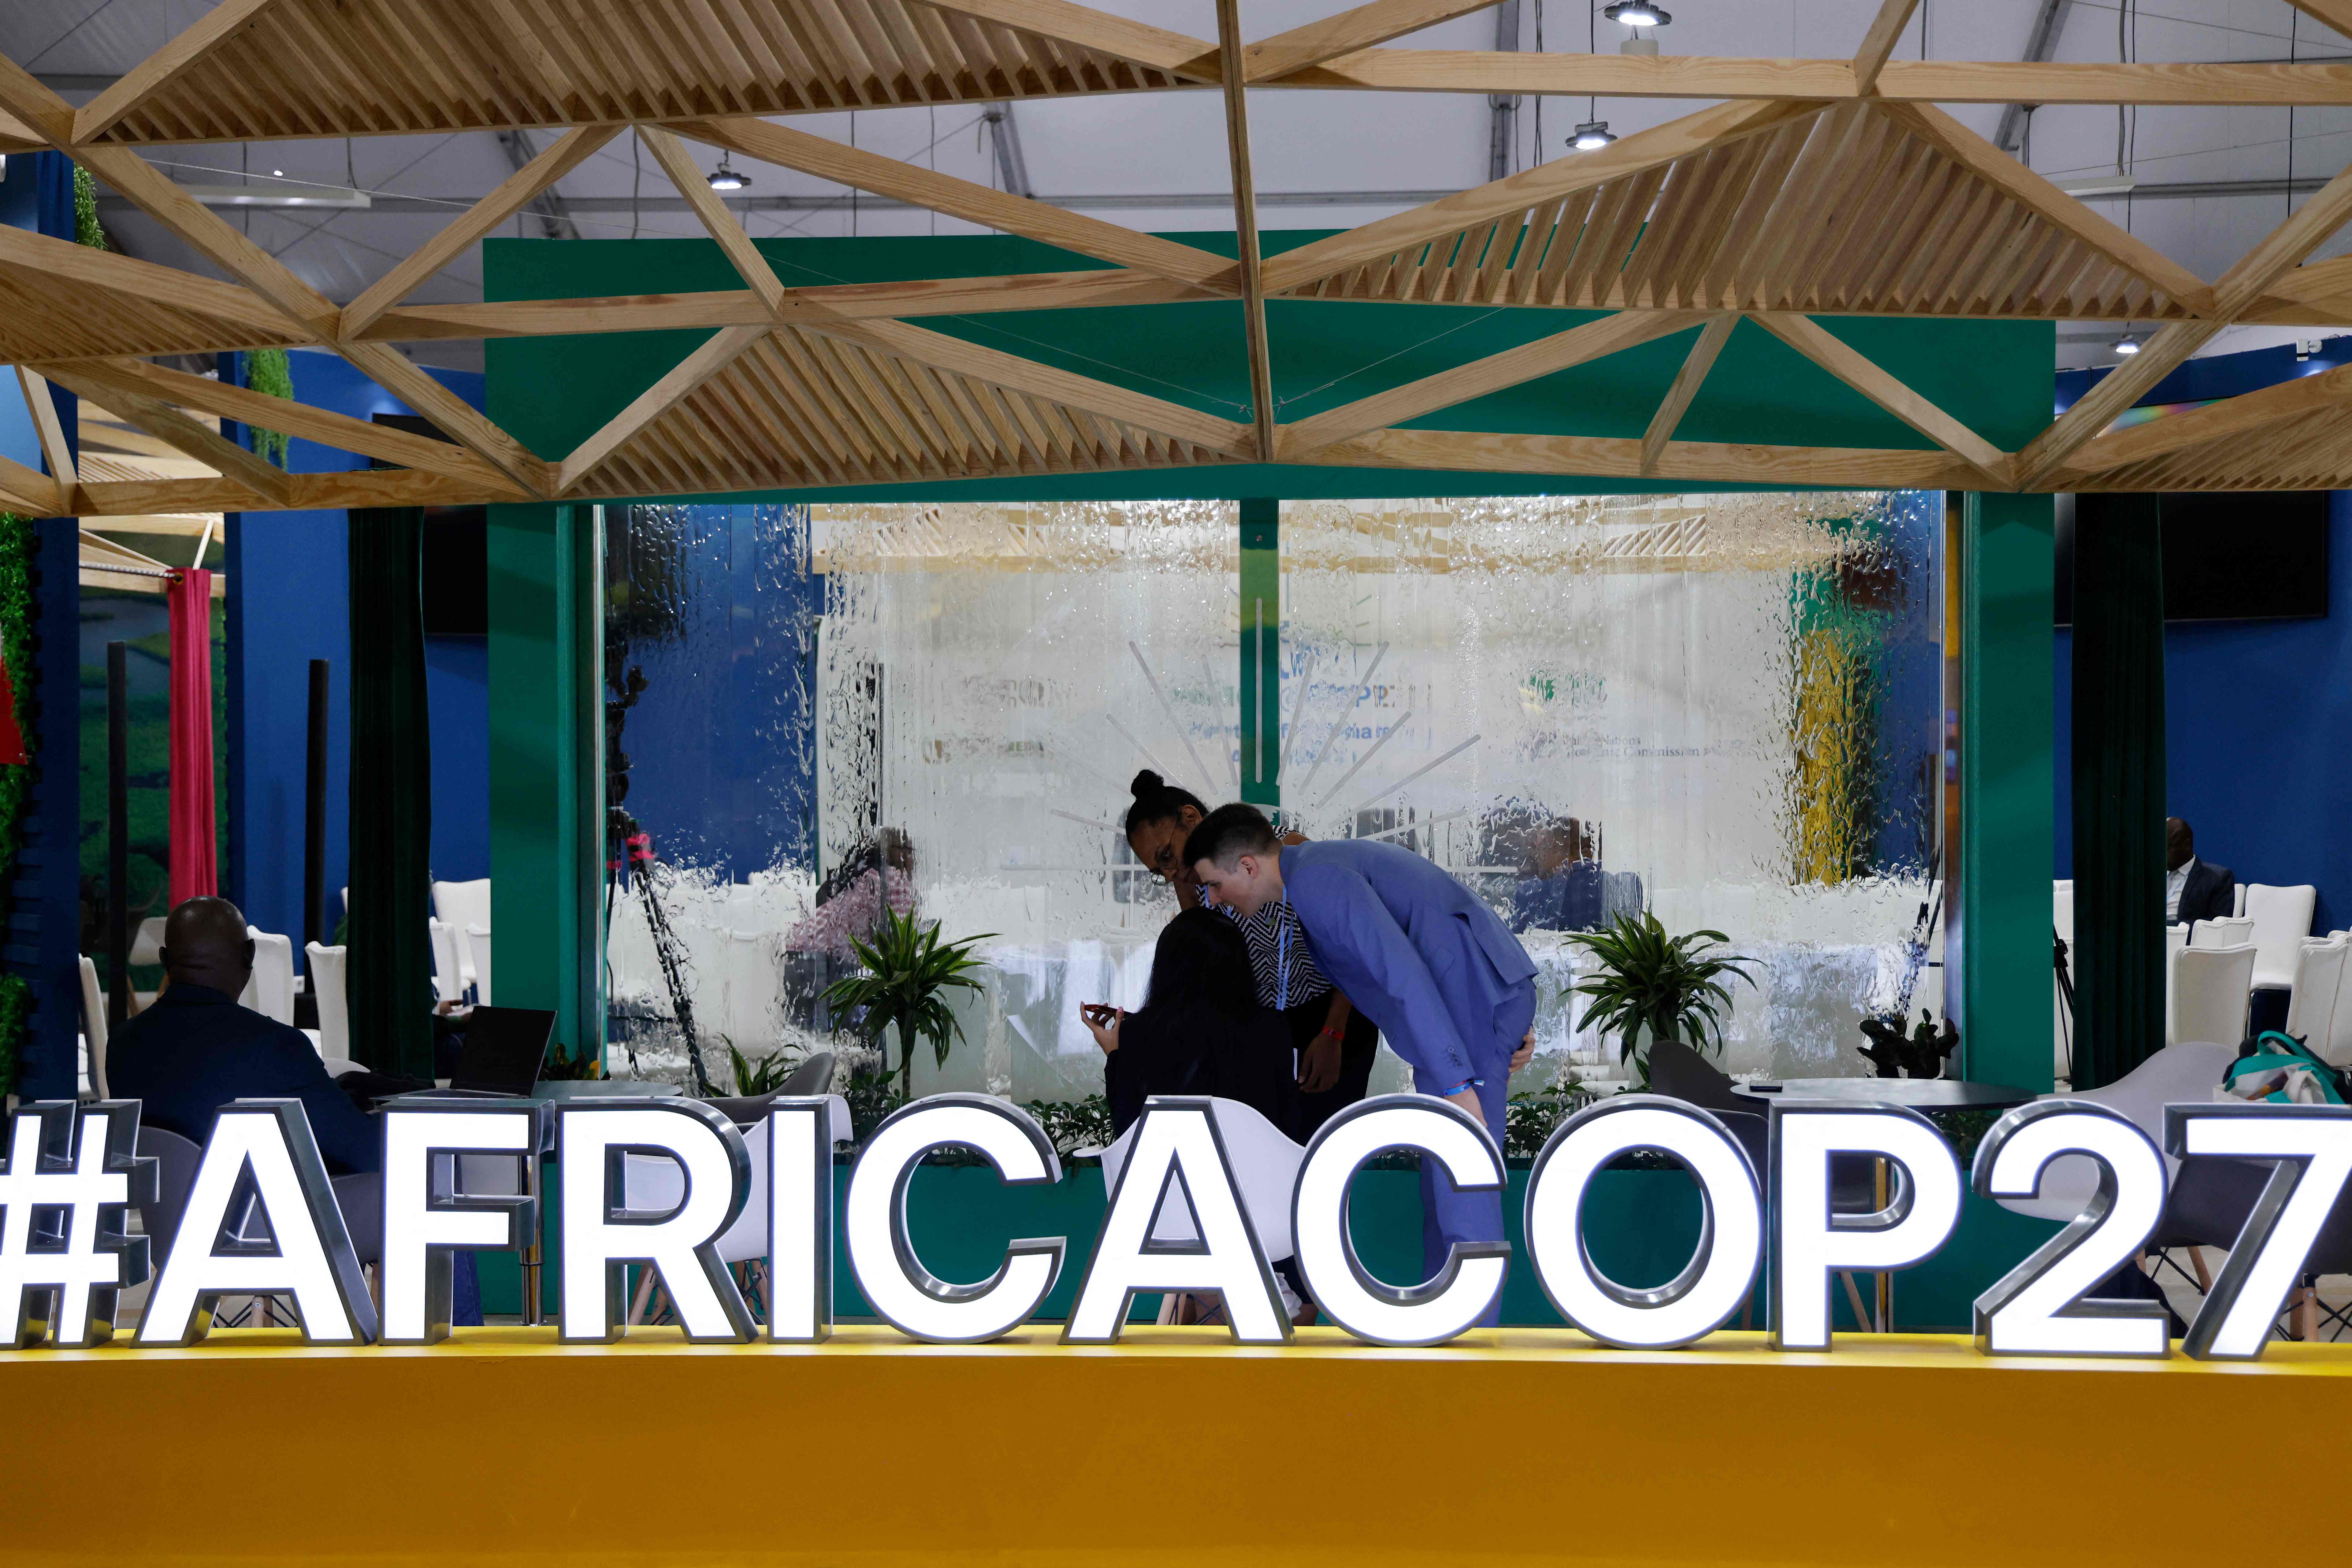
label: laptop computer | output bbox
[448,1006,558,1096]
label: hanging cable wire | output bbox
[631,130,641,240]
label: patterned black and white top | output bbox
[1216,897,1330,1011]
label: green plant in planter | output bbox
[1564,911,1757,1084]
[821,909,994,1098]
[727,1041,796,1096]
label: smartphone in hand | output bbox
[1079,1002,1119,1027]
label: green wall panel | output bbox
[1960,492,2057,1093]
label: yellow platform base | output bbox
[7,1325,2347,1566]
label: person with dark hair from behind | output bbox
[2166,816,2235,926]
[1127,772,1378,1136]
[109,896,379,1176]
[1080,906,1294,1136]
[1187,804,1536,1323]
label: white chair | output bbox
[467,925,492,1005]
[2168,942,2256,1049]
[2325,932,2352,1067]
[434,879,491,992]
[2190,916,2254,949]
[128,916,167,968]
[2282,938,2349,1049]
[238,929,297,1025]
[77,955,108,1100]
[306,942,350,1061]
[2241,883,2318,992]
[427,920,464,1007]
[1995,1041,2240,1223]
[1098,1096,1306,1263]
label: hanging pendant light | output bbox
[1603,2,1671,24]
[2111,330,2141,356]
[707,156,749,192]
[1571,121,1618,151]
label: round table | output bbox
[1729,1077,2037,1331]
[1730,1077,2037,1112]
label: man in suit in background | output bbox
[1188,805,1535,1319]
[2167,817,2235,926]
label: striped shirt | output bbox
[1217,898,1329,1010]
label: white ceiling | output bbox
[8,1,2352,373]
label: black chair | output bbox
[779,1050,836,1096]
[1644,1040,1878,1329]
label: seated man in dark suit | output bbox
[2166,817,2236,927]
[108,896,379,1176]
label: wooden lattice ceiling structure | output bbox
[13,0,2352,519]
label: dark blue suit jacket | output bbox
[1280,840,1536,1085]
[107,983,381,1175]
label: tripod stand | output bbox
[2054,928,2077,1083]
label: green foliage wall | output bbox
[0,512,37,1093]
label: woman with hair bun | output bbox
[1123,769,1210,908]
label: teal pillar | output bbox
[487,503,604,1063]
[1958,492,2056,1093]
[1238,498,1280,810]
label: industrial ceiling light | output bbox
[1603,2,1671,24]
[1571,121,1618,151]
[707,157,749,192]
[2111,331,2141,356]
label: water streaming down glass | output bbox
[600,493,1942,1099]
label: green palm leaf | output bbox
[820,908,995,1096]
[1562,911,1757,1082]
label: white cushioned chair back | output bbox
[306,942,349,1060]
[2190,916,2254,950]
[1097,1096,1306,1263]
[2284,938,2350,1049]
[2001,1041,2240,1222]
[129,916,166,968]
[2328,936,2352,1067]
[433,881,490,986]
[2242,884,2318,991]
[427,920,464,1006]
[466,924,491,1005]
[78,955,107,1100]
[2169,943,2255,1050]
[238,930,297,1025]
[2166,924,2190,953]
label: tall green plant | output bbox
[821,909,992,1098]
[0,511,33,1096]
[1565,911,1757,1078]
[242,348,294,467]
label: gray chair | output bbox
[134,1125,380,1268]
[702,1093,781,1127]
[779,1050,836,1097]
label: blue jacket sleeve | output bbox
[253,1035,382,1176]
[1292,864,1476,1086]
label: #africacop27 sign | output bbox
[2,1092,2343,1362]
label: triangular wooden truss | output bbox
[9,0,2352,516]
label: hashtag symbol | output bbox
[0,1102,158,1348]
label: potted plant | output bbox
[1564,911,1757,1085]
[820,908,994,1099]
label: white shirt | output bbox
[2166,857,2196,922]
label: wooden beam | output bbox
[341,125,619,338]
[361,272,1208,344]
[1261,97,1827,296]
[2286,3,2352,42]
[42,357,529,494]
[1315,426,1986,488]
[1281,310,1705,457]
[1749,313,2008,482]
[72,0,287,145]
[807,317,1256,458]
[2052,360,2352,480]
[15,369,76,487]
[69,146,340,339]
[1640,314,1737,476]
[1243,1,1500,82]
[1274,52,2352,107]
[43,368,294,505]
[2266,255,2352,304]
[900,0,1223,82]
[556,326,772,495]
[1874,101,2215,315]
[1852,0,1921,95]
[680,118,1239,294]
[334,341,552,497]
[0,210,304,341]
[1215,0,1276,460]
[0,51,76,145]
[77,467,502,519]
[636,126,798,319]
[0,452,64,517]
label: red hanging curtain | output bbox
[0,649,27,766]
[168,568,217,905]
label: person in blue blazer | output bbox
[1187,804,1536,1308]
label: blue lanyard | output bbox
[1276,892,1293,1007]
